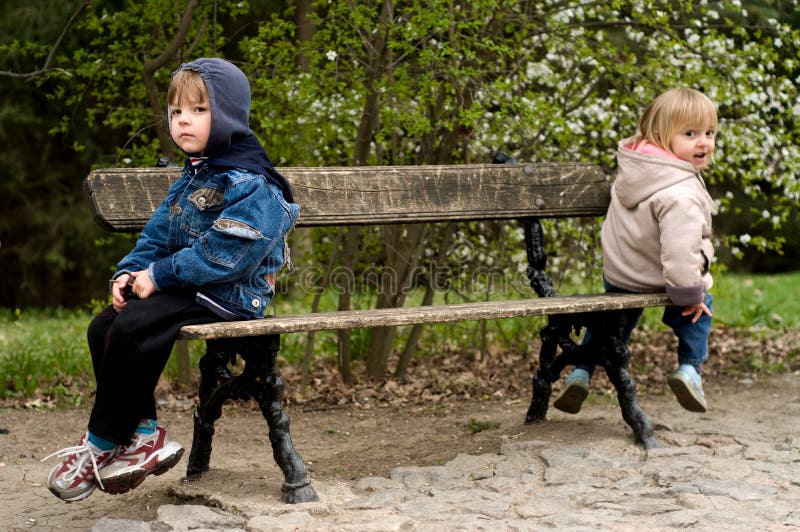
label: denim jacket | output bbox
[114,162,300,319]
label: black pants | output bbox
[87,291,218,444]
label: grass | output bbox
[638,270,800,331]
[0,308,95,405]
[712,271,800,328]
[0,306,206,404]
[465,418,500,434]
[1,272,798,404]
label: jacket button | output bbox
[252,299,260,308]
[198,196,206,206]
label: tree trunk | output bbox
[175,340,192,386]
[296,0,313,72]
[365,223,427,379]
[299,228,344,392]
[336,226,362,385]
[395,222,458,378]
[338,0,394,381]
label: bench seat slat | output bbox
[178,292,670,340]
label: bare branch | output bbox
[142,0,199,75]
[0,0,91,80]
[141,0,199,158]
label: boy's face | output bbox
[669,122,716,170]
[169,96,211,155]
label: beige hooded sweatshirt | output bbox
[601,138,716,306]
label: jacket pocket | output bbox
[188,187,224,211]
[181,186,225,237]
[700,239,714,273]
[199,218,258,269]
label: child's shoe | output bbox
[43,433,120,502]
[98,425,184,495]
[553,368,590,414]
[668,364,707,412]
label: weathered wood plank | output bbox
[84,163,609,232]
[178,292,670,340]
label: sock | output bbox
[136,419,157,434]
[570,368,592,382]
[678,364,701,379]
[87,431,117,451]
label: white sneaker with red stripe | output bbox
[97,425,184,494]
[43,433,120,502]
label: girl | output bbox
[554,88,717,415]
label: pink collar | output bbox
[626,140,679,160]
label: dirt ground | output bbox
[1,325,799,529]
[1,367,799,530]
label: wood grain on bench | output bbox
[85,163,610,231]
[179,293,669,340]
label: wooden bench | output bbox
[84,161,670,503]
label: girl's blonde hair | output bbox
[634,88,718,153]
[167,69,208,106]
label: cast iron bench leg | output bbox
[525,310,659,449]
[592,311,658,450]
[238,341,318,503]
[605,361,658,449]
[187,335,318,503]
[187,340,234,476]
[522,216,561,423]
[526,322,567,422]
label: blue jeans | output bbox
[577,280,713,375]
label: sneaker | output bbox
[97,426,184,495]
[553,368,590,414]
[668,364,708,412]
[42,433,119,502]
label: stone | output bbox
[156,504,245,531]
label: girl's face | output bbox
[169,97,211,155]
[669,123,716,170]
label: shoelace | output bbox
[118,432,150,456]
[41,442,108,490]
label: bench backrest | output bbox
[84,163,609,232]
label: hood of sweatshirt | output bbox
[614,137,702,209]
[170,58,293,202]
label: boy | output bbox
[44,58,299,501]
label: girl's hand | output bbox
[681,302,712,323]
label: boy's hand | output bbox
[111,273,132,312]
[131,270,157,300]
[111,271,157,312]
[681,302,712,323]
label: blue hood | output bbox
[170,58,293,202]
